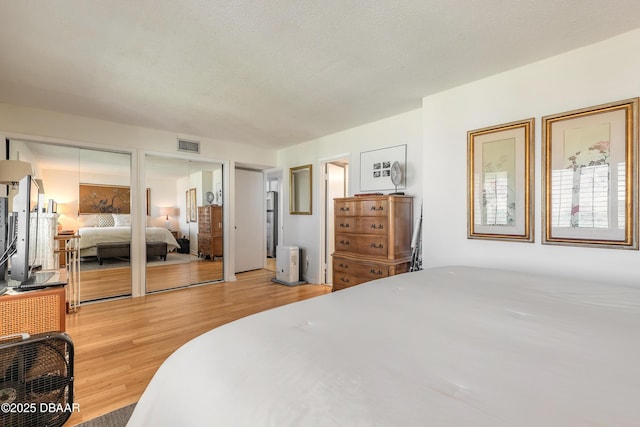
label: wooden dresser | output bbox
[332,195,413,291]
[197,205,223,259]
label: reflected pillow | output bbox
[113,214,131,227]
[96,214,115,227]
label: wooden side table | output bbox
[55,233,79,268]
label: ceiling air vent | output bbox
[177,139,200,154]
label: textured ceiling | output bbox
[1,0,639,149]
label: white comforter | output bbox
[78,226,179,251]
[128,266,640,426]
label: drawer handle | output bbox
[339,263,349,269]
[369,269,383,275]
[340,207,350,212]
[370,243,384,249]
[370,224,384,230]
[370,206,384,211]
[340,240,350,245]
[339,223,350,228]
[340,277,350,283]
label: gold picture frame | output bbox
[187,188,197,222]
[79,184,131,214]
[79,184,150,215]
[290,164,312,215]
[467,118,534,242]
[542,98,638,249]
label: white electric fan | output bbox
[389,161,404,195]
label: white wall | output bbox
[0,103,276,166]
[422,29,640,287]
[147,175,180,229]
[40,169,78,230]
[278,109,423,284]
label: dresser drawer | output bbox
[336,234,389,258]
[333,257,389,280]
[335,200,357,216]
[335,217,355,232]
[198,235,211,249]
[360,199,389,216]
[337,217,387,235]
[332,255,411,291]
[356,235,389,258]
[358,217,388,235]
[332,272,366,291]
[198,235,223,258]
[335,233,355,252]
[198,209,211,223]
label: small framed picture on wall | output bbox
[360,144,406,192]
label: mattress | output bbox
[128,266,640,426]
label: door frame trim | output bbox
[319,154,350,285]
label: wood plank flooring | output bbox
[79,267,132,301]
[146,259,223,292]
[65,269,330,426]
[79,258,224,301]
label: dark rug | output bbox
[76,403,136,427]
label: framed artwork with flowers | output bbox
[542,98,638,249]
[467,118,534,242]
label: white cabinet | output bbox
[29,213,57,270]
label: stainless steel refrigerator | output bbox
[266,191,278,258]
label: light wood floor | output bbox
[79,267,131,301]
[79,258,224,301]
[146,258,223,292]
[65,269,330,426]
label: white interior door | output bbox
[325,162,347,284]
[234,169,265,273]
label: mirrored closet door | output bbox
[9,139,133,303]
[144,155,223,293]
[77,149,132,301]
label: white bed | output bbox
[78,226,180,257]
[128,266,640,426]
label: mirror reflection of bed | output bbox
[77,156,225,300]
[80,157,225,299]
[9,139,225,304]
[76,213,186,299]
